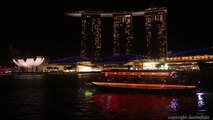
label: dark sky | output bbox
[0,0,212,65]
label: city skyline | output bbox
[0,0,212,65]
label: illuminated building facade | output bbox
[13,56,45,68]
[113,14,133,56]
[12,56,45,72]
[81,14,102,61]
[144,7,168,59]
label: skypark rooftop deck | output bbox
[65,11,145,17]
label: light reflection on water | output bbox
[197,92,206,113]
[90,93,201,119]
[168,98,180,112]
[0,74,212,120]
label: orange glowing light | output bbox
[92,82,196,89]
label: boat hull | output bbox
[92,82,197,94]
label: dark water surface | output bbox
[0,73,212,120]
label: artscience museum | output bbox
[12,56,45,72]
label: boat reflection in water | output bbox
[90,93,200,119]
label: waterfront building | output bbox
[81,14,102,61]
[113,14,133,56]
[66,11,144,58]
[12,56,45,72]
[144,7,168,59]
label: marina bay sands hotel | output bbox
[66,7,167,61]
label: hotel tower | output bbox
[113,14,134,56]
[144,7,168,59]
[81,14,102,61]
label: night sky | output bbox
[0,0,212,66]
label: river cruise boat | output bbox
[91,70,197,93]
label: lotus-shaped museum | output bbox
[13,56,45,68]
